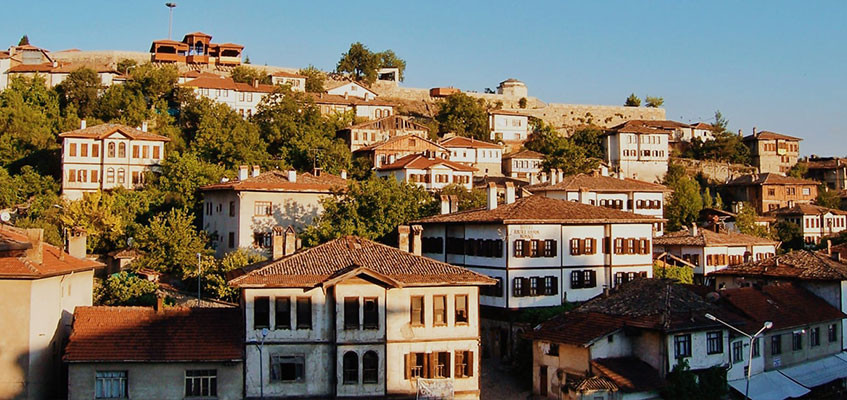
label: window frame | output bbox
[344,297,360,330]
[270,355,305,383]
[275,297,291,330]
[296,297,312,330]
[362,351,379,384]
[184,369,217,398]
[433,295,447,326]
[410,296,425,326]
[253,296,270,329]
[95,371,128,399]
[455,294,468,325]
[674,334,692,358]
[342,351,358,385]
[363,297,379,330]
[706,331,723,355]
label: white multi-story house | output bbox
[502,149,544,183]
[310,93,395,121]
[58,122,170,200]
[327,81,379,100]
[526,171,670,235]
[200,167,347,257]
[182,75,275,117]
[338,115,430,152]
[489,110,529,144]
[764,204,847,246]
[227,234,495,399]
[440,136,503,177]
[353,135,448,170]
[412,186,661,361]
[270,71,306,92]
[653,225,777,283]
[376,154,476,191]
[603,120,671,183]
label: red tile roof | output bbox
[489,109,529,117]
[200,170,347,193]
[591,357,665,393]
[0,225,102,279]
[7,62,57,73]
[502,149,544,160]
[353,134,446,153]
[711,250,847,281]
[439,136,502,149]
[690,122,716,130]
[743,131,802,142]
[807,158,847,171]
[182,76,276,93]
[179,70,221,79]
[718,284,846,332]
[228,236,496,288]
[764,204,847,216]
[343,115,429,132]
[524,311,625,346]
[413,195,662,225]
[654,228,776,247]
[64,306,242,362]
[271,71,306,79]
[525,173,669,193]
[722,173,818,186]
[58,123,171,142]
[377,153,476,172]
[605,120,676,135]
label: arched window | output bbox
[194,42,204,55]
[343,352,358,384]
[117,168,125,184]
[118,143,126,158]
[362,351,378,384]
[108,142,115,158]
[106,168,115,184]
[375,109,382,119]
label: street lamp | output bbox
[258,328,269,399]
[165,3,177,40]
[705,313,773,400]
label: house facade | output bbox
[440,136,503,177]
[502,149,544,183]
[353,135,448,170]
[743,129,801,175]
[58,122,170,200]
[377,154,476,191]
[227,235,495,399]
[764,204,847,246]
[338,115,430,152]
[806,157,847,191]
[270,71,306,92]
[721,173,819,214]
[602,120,671,183]
[182,75,275,117]
[327,81,378,100]
[0,225,99,399]
[150,32,243,66]
[489,110,529,143]
[310,93,395,120]
[200,167,347,257]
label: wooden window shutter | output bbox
[444,352,451,378]
[622,239,630,254]
[404,354,411,379]
[590,238,597,255]
[627,199,633,209]
[454,351,463,378]
[551,276,558,295]
[467,351,474,377]
[588,270,597,287]
[427,352,435,379]
[633,239,641,254]
[578,239,585,255]
[550,240,557,256]
[521,277,531,296]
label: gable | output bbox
[327,82,378,99]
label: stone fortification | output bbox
[672,157,757,183]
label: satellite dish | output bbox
[0,211,10,223]
[126,237,134,247]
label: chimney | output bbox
[340,170,348,179]
[398,225,411,252]
[253,79,259,88]
[440,195,451,215]
[411,225,423,256]
[284,226,297,256]
[448,195,459,213]
[287,170,297,182]
[141,121,148,132]
[738,129,743,137]
[827,239,832,255]
[691,223,698,237]
[559,169,565,182]
[505,182,516,204]
[238,165,249,181]
[752,127,757,136]
[67,227,87,259]
[80,119,87,129]
[313,167,322,177]
[272,226,285,260]
[155,296,164,314]
[24,229,43,264]
[487,182,498,210]
[252,165,260,177]
[550,170,558,185]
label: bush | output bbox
[96,272,159,306]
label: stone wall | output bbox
[672,157,757,183]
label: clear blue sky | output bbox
[3,1,845,156]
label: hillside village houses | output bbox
[0,224,99,399]
[338,114,430,152]
[327,80,379,100]
[602,120,671,183]
[502,149,545,183]
[764,204,847,246]
[199,166,347,257]
[59,122,171,200]
[742,129,802,175]
[806,156,847,191]
[269,70,307,91]
[412,188,661,361]
[0,43,123,90]
[488,109,529,146]
[720,173,819,215]
[440,136,504,177]
[227,234,495,399]
[353,134,448,170]
[181,74,276,117]
[376,153,476,191]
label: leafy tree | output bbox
[179,96,268,168]
[56,67,102,118]
[95,83,149,126]
[787,161,808,179]
[735,203,772,238]
[645,96,664,108]
[95,272,159,306]
[525,121,599,175]
[116,58,137,75]
[126,63,178,105]
[336,42,380,84]
[298,65,326,93]
[231,65,271,85]
[301,176,437,246]
[711,110,728,134]
[816,185,841,209]
[665,175,703,231]
[18,35,29,46]
[569,125,605,160]
[133,208,209,278]
[204,249,266,302]
[438,184,486,211]
[702,187,714,209]
[652,262,693,284]
[0,165,58,208]
[624,93,641,107]
[518,97,527,109]
[376,49,406,81]
[58,191,125,253]
[349,155,374,181]
[436,93,489,140]
[713,192,724,209]
[152,151,227,211]
[775,221,804,250]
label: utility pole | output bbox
[196,252,202,307]
[165,3,177,40]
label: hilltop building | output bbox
[440,136,504,177]
[742,129,802,175]
[489,110,529,145]
[353,134,447,170]
[806,156,847,191]
[376,154,476,191]
[0,43,122,90]
[310,92,396,121]
[327,81,379,100]
[337,115,430,152]
[150,32,243,67]
[59,122,170,200]
[720,173,819,214]
[269,71,306,91]
[181,74,276,117]
[602,120,670,183]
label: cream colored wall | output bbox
[68,361,243,400]
[0,280,31,399]
[386,338,480,399]
[532,341,590,398]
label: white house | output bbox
[227,234,495,399]
[200,167,347,258]
[412,188,662,361]
[270,71,306,92]
[502,149,544,183]
[338,115,430,152]
[376,154,476,191]
[602,120,671,183]
[310,93,395,121]
[526,171,670,235]
[327,81,378,100]
[489,110,529,143]
[181,75,275,117]
[58,122,170,200]
[764,204,847,246]
[439,136,503,177]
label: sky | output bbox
[2,1,845,156]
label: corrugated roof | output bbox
[58,123,171,142]
[525,173,669,193]
[200,170,347,192]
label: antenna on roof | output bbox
[165,3,177,40]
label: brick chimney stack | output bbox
[24,229,43,265]
[398,225,411,252]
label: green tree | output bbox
[702,187,714,209]
[95,83,149,126]
[625,93,641,107]
[714,192,724,209]
[436,93,489,140]
[151,151,227,211]
[230,65,271,85]
[116,58,137,75]
[95,272,159,306]
[18,35,29,46]
[665,176,703,231]
[376,50,406,82]
[126,63,178,105]
[0,165,59,209]
[816,185,841,209]
[301,176,437,245]
[133,208,209,277]
[298,65,326,93]
[336,42,380,84]
[775,221,804,250]
[787,161,808,179]
[438,184,486,211]
[735,203,772,238]
[569,125,605,160]
[179,96,268,168]
[56,67,102,118]
[652,262,694,284]
[645,96,664,107]
[204,249,266,302]
[525,121,599,175]
[58,191,125,253]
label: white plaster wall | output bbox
[246,343,332,398]
[335,283,385,344]
[507,224,562,269]
[589,331,631,359]
[561,225,605,267]
[336,344,384,397]
[667,329,729,372]
[385,286,480,342]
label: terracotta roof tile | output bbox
[58,123,171,142]
[271,71,306,79]
[228,236,496,288]
[0,225,102,279]
[353,134,445,153]
[489,109,529,117]
[182,76,276,93]
[525,311,625,346]
[807,158,847,171]
[742,131,802,141]
[654,228,776,247]
[377,154,476,172]
[343,115,429,133]
[764,204,847,216]
[413,195,662,225]
[591,357,665,393]
[308,93,396,107]
[718,284,846,331]
[567,376,619,392]
[525,173,669,193]
[711,250,847,281]
[605,120,677,135]
[439,136,502,149]
[200,170,347,192]
[64,306,242,362]
[7,62,57,73]
[502,149,544,160]
[723,173,818,186]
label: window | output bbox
[529,240,539,257]
[185,369,216,398]
[732,341,743,364]
[529,277,539,296]
[229,201,236,217]
[544,276,558,295]
[571,270,584,289]
[91,170,98,183]
[68,169,77,183]
[811,327,820,347]
[674,334,692,358]
[455,350,474,378]
[271,355,305,382]
[768,188,776,196]
[69,143,77,157]
[296,297,312,329]
[829,324,838,342]
[614,238,624,254]
[406,353,426,379]
[254,201,272,216]
[771,335,782,355]
[228,232,235,248]
[344,297,360,330]
[584,238,595,255]
[106,168,115,183]
[706,331,723,354]
[363,351,379,384]
[132,145,139,158]
[95,371,127,399]
[360,297,379,329]
[117,168,125,184]
[435,352,451,378]
[802,187,811,196]
[433,295,447,326]
[752,338,760,358]
[514,240,524,257]
[543,239,557,257]
[411,296,424,326]
[118,143,126,158]
[455,295,468,324]
[92,143,99,157]
[513,277,525,297]
[343,351,358,384]
[254,297,270,329]
[107,142,115,157]
[152,146,160,159]
[275,297,290,330]
[792,331,803,351]
[546,343,559,356]
[81,143,89,157]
